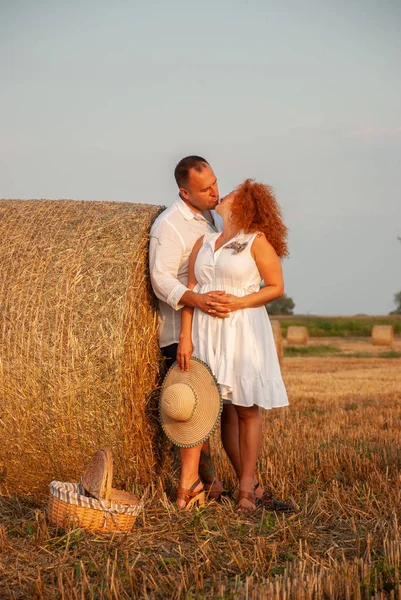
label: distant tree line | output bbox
[266,294,295,315]
[391,292,401,314]
[390,236,401,314]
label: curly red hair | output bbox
[230,179,288,258]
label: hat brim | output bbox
[159,357,223,448]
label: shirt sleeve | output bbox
[149,220,189,310]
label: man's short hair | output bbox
[174,156,209,188]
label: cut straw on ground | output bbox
[1,355,401,598]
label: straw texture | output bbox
[371,325,394,346]
[287,325,309,345]
[0,199,164,498]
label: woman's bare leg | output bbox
[221,403,242,478]
[221,403,261,490]
[177,445,203,509]
[235,404,262,509]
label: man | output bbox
[149,155,293,511]
[149,155,228,498]
[149,156,230,359]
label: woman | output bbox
[176,179,289,511]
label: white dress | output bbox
[192,231,289,409]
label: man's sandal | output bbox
[254,483,295,512]
[203,479,226,501]
[176,478,205,511]
[237,490,256,512]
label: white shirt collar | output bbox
[174,196,221,232]
[174,196,205,222]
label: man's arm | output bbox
[149,220,189,310]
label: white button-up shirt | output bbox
[149,197,221,348]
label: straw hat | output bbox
[159,357,223,448]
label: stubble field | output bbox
[1,339,401,599]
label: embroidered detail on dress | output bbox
[224,241,248,255]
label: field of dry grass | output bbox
[1,349,401,599]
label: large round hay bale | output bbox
[371,325,394,346]
[270,319,283,365]
[287,326,309,345]
[0,199,164,498]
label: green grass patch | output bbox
[284,345,340,356]
[341,351,401,359]
[271,315,401,337]
[379,350,401,358]
[344,402,358,411]
[284,345,401,359]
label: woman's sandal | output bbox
[176,477,205,511]
[237,490,256,512]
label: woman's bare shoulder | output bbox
[251,232,276,257]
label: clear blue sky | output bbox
[1,0,400,315]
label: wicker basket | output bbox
[48,481,143,532]
[82,447,114,501]
[47,448,143,532]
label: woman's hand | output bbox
[207,293,244,314]
[177,337,193,372]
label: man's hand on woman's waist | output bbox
[180,290,236,318]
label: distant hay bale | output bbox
[287,326,309,345]
[270,319,283,365]
[371,325,394,346]
[0,199,165,498]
